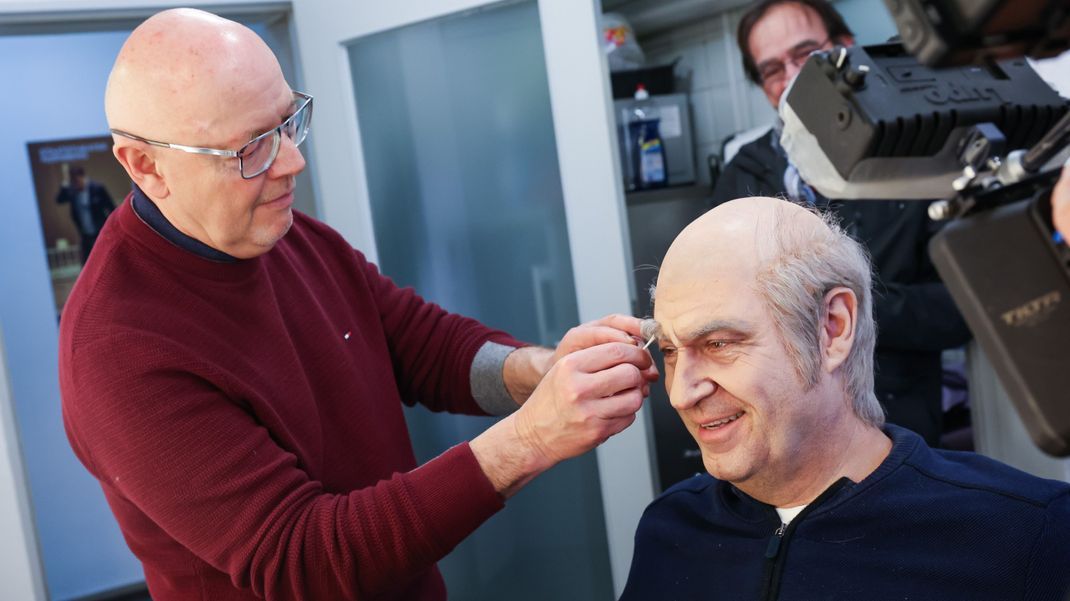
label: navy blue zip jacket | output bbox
[621,425,1070,600]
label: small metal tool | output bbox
[641,333,657,350]
[639,318,658,350]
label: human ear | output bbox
[112,143,169,199]
[821,286,857,373]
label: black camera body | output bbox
[929,171,1070,456]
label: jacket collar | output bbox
[713,424,923,524]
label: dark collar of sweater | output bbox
[130,185,238,263]
[716,424,921,524]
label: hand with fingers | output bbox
[473,318,659,498]
[553,314,644,358]
[504,314,659,402]
[550,314,659,388]
[514,340,655,467]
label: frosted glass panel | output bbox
[348,2,614,600]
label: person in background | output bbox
[711,0,971,447]
[56,164,115,263]
[59,9,656,601]
[621,197,1070,600]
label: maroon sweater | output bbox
[60,199,517,600]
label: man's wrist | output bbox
[469,414,551,498]
[502,346,554,404]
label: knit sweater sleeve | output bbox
[61,327,505,600]
[353,249,523,415]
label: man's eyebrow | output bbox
[672,319,756,343]
[790,37,823,52]
[756,38,824,68]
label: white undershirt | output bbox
[775,504,807,525]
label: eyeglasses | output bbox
[756,39,830,85]
[111,91,313,179]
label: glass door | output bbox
[291,0,655,597]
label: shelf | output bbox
[625,183,712,206]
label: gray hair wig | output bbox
[755,203,884,427]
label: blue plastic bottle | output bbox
[628,85,668,190]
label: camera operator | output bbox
[712,0,972,447]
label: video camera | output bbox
[779,0,1070,455]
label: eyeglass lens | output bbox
[759,42,825,84]
[239,96,313,178]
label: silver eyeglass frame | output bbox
[110,90,313,179]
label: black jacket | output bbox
[712,131,971,445]
[621,425,1070,601]
[57,180,115,237]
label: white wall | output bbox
[834,0,898,43]
[0,333,44,601]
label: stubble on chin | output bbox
[252,209,294,250]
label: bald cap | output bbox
[660,197,828,285]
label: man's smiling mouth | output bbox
[701,411,745,429]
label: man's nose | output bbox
[776,64,806,110]
[667,354,715,411]
[270,134,306,177]
[784,60,804,87]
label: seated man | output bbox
[621,197,1070,600]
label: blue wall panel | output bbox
[0,30,144,600]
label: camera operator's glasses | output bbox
[757,39,830,85]
[110,91,313,180]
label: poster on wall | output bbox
[26,135,131,318]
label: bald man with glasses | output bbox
[59,9,656,601]
[711,0,971,448]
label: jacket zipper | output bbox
[759,522,789,601]
[758,477,851,601]
[765,522,787,560]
